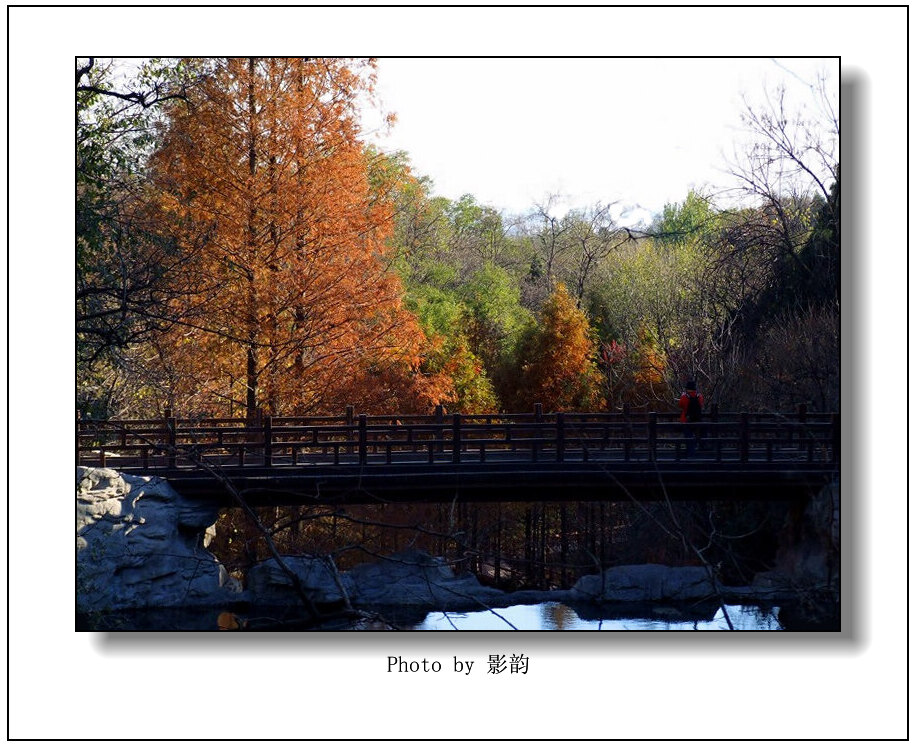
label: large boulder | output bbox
[77,467,242,613]
[246,550,506,610]
[570,564,716,603]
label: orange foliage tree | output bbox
[597,328,669,411]
[509,284,603,411]
[147,58,448,417]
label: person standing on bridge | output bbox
[678,380,704,455]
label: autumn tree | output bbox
[420,334,499,413]
[146,57,447,417]
[509,283,603,411]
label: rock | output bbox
[246,550,506,610]
[751,479,840,595]
[246,556,352,605]
[570,564,715,603]
[346,550,505,607]
[77,467,242,613]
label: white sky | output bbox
[102,56,838,225]
[365,57,838,223]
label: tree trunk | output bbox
[245,57,259,421]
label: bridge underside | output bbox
[150,461,837,507]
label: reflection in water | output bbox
[540,602,579,630]
[415,602,783,631]
[217,611,246,630]
[77,601,786,631]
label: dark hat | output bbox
[686,380,696,390]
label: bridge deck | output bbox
[77,409,839,504]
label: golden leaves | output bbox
[147,58,441,417]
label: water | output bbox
[413,601,784,631]
[78,601,795,631]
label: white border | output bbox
[7,5,908,740]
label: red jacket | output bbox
[678,390,703,423]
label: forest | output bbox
[77,57,839,591]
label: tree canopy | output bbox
[77,57,839,418]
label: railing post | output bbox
[533,404,544,462]
[452,413,462,464]
[794,402,807,447]
[95,414,106,467]
[345,405,354,454]
[648,412,657,462]
[556,412,565,462]
[740,412,749,462]
[166,410,177,468]
[358,414,367,466]
[435,404,445,452]
[263,415,273,467]
[709,403,719,454]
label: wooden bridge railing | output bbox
[77,405,839,471]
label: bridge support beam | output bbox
[162,463,835,507]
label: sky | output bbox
[101,56,838,226]
[364,57,838,225]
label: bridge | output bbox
[77,405,839,505]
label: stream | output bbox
[412,600,783,630]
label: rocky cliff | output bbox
[77,467,242,613]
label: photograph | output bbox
[76,55,840,633]
[7,5,907,741]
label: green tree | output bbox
[446,194,509,267]
[76,57,200,416]
[651,190,719,246]
[459,262,531,372]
